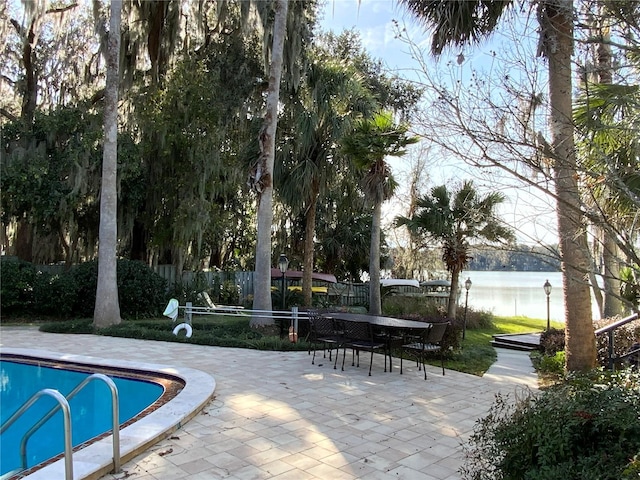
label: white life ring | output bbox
[172,323,193,338]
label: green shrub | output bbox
[41,319,94,334]
[0,257,36,313]
[69,260,99,317]
[461,308,495,330]
[461,369,640,480]
[219,280,241,305]
[65,259,167,319]
[167,271,209,306]
[116,260,167,318]
[33,271,78,317]
[536,350,565,375]
[383,295,444,317]
[540,327,565,356]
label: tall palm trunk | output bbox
[603,234,623,317]
[545,0,596,370]
[447,268,460,320]
[94,0,122,328]
[251,0,288,324]
[594,11,623,317]
[302,186,319,307]
[369,201,382,315]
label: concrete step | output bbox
[491,333,541,352]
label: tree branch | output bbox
[0,108,18,123]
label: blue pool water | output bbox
[0,358,164,476]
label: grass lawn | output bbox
[32,314,565,376]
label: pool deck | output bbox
[0,326,538,480]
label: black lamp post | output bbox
[543,279,552,331]
[463,277,472,340]
[278,254,289,310]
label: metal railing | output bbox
[0,374,121,480]
[176,302,312,339]
[594,312,639,370]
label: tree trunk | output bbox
[94,0,122,328]
[250,0,288,326]
[302,192,318,307]
[21,21,38,124]
[545,0,596,371]
[594,11,623,318]
[369,201,382,315]
[15,219,33,262]
[603,234,623,317]
[447,268,459,320]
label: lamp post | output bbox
[278,254,289,310]
[543,279,552,331]
[463,277,472,341]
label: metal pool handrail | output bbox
[0,373,121,479]
[0,389,73,480]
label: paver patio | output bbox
[0,326,538,480]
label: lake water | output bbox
[461,270,566,321]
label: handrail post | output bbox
[608,330,615,371]
[186,301,193,325]
[292,306,298,341]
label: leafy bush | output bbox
[461,369,640,480]
[167,271,210,306]
[44,316,315,351]
[40,318,94,334]
[33,271,78,317]
[70,259,167,318]
[383,295,444,317]
[540,327,565,356]
[461,308,494,330]
[0,257,36,313]
[534,350,565,375]
[2,259,167,320]
[116,260,167,318]
[69,260,99,317]
[271,288,303,310]
[219,280,241,305]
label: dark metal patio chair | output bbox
[401,322,448,380]
[308,313,343,368]
[341,320,387,376]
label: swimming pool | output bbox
[0,348,216,480]
[0,357,167,476]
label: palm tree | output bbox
[399,0,597,371]
[575,83,640,313]
[276,51,375,306]
[94,0,122,328]
[341,111,418,315]
[249,0,288,324]
[396,181,514,319]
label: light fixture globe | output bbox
[278,254,289,274]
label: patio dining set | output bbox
[307,312,449,380]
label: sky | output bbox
[317,0,559,246]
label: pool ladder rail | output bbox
[0,373,121,480]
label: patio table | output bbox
[323,312,432,330]
[322,312,433,373]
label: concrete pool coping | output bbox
[0,347,216,480]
